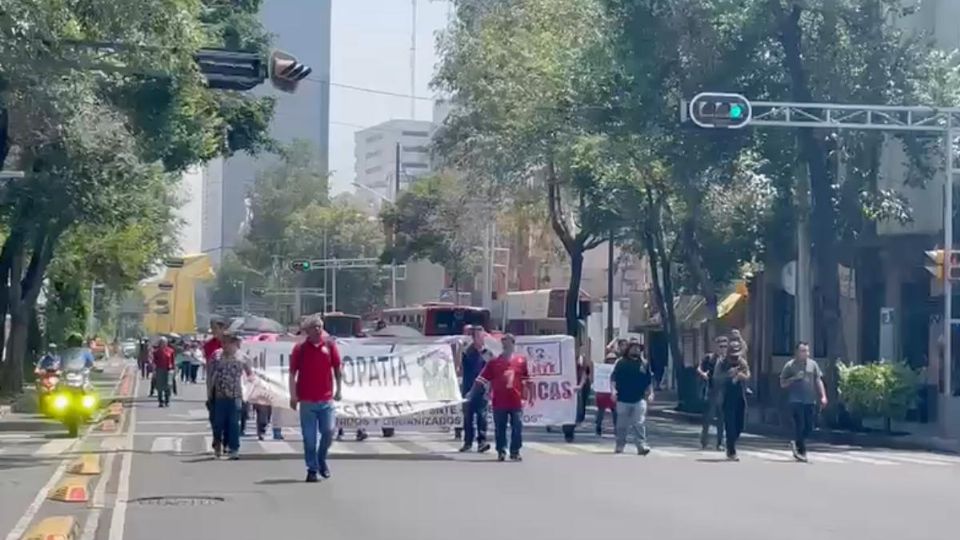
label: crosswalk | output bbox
[3,429,959,468]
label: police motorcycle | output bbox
[48,348,99,437]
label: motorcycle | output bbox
[35,367,60,415]
[49,349,99,437]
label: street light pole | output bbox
[351,180,400,307]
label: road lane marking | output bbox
[413,440,458,454]
[34,438,76,457]
[328,442,354,455]
[107,372,140,540]
[523,442,577,455]
[79,451,117,540]
[836,451,897,466]
[150,437,181,453]
[870,453,949,466]
[367,441,413,455]
[255,440,297,454]
[885,451,960,464]
[204,436,214,453]
[739,449,793,462]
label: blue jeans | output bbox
[212,398,242,453]
[493,409,523,455]
[299,401,336,473]
[462,397,488,447]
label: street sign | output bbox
[688,92,752,129]
[157,282,174,291]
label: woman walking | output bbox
[716,338,751,461]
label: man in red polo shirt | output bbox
[152,337,176,407]
[203,319,227,452]
[470,333,529,462]
[289,314,342,483]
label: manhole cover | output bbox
[130,496,225,506]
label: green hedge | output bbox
[837,361,922,430]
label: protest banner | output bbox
[241,334,577,428]
[592,362,614,394]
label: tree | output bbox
[0,0,275,394]
[238,140,330,273]
[380,174,485,297]
[435,0,624,338]
[284,204,386,316]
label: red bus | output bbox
[381,303,491,336]
[322,312,363,338]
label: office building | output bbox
[204,0,332,266]
[353,119,434,210]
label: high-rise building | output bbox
[352,119,434,211]
[203,0,332,266]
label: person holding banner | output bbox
[289,314,343,483]
[471,333,529,462]
[459,325,492,453]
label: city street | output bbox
[0,360,956,540]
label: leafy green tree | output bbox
[0,0,275,393]
[435,0,625,338]
[238,140,330,272]
[838,360,922,432]
[380,174,485,297]
[284,204,386,316]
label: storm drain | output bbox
[129,496,225,507]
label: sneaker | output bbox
[614,447,625,454]
[790,442,802,461]
[258,433,265,441]
[320,466,332,479]
[228,451,240,460]
[509,453,522,461]
[356,430,368,442]
[305,471,319,483]
[797,452,809,463]
[716,444,724,452]
[638,446,651,456]
[497,452,506,462]
[458,445,471,453]
[726,453,740,462]
[477,442,491,454]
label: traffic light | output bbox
[195,49,266,91]
[251,288,266,297]
[289,259,312,272]
[688,92,752,129]
[269,50,312,93]
[924,250,960,280]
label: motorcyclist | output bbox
[66,333,95,369]
[36,344,61,372]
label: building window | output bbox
[403,162,429,169]
[365,165,382,174]
[401,130,429,137]
[366,134,383,144]
[403,145,428,153]
[365,150,381,159]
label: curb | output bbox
[648,406,960,455]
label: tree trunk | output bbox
[565,249,584,338]
[0,251,25,395]
[680,218,718,317]
[776,2,845,417]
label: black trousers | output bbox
[791,403,816,455]
[723,397,746,456]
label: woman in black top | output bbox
[715,339,751,461]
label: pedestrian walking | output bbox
[575,343,592,426]
[611,341,653,455]
[137,339,150,379]
[595,349,621,436]
[698,335,728,450]
[779,341,828,462]
[207,331,252,460]
[177,343,192,383]
[204,320,226,452]
[152,337,175,407]
[189,342,203,383]
[470,333,529,462]
[716,338,751,461]
[458,325,491,453]
[288,314,343,483]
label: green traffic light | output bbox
[302,262,311,270]
[730,104,744,119]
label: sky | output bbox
[328,0,451,194]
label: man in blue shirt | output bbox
[459,325,491,453]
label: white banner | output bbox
[240,334,577,428]
[593,363,613,394]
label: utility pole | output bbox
[606,229,615,344]
[392,143,401,307]
[240,280,247,316]
[796,159,814,345]
[410,0,417,119]
[322,230,328,313]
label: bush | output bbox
[837,360,922,431]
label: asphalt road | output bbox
[2,363,959,540]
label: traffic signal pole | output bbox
[685,94,960,426]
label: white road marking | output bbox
[33,438,76,457]
[108,373,140,540]
[255,440,297,454]
[79,451,118,540]
[328,442,354,455]
[204,436,214,453]
[414,439,458,454]
[367,441,413,455]
[150,437,177,453]
[835,452,896,465]
[739,449,793,462]
[869,453,949,466]
[885,451,960,464]
[523,442,577,455]
[138,420,206,425]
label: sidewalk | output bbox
[647,399,960,454]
